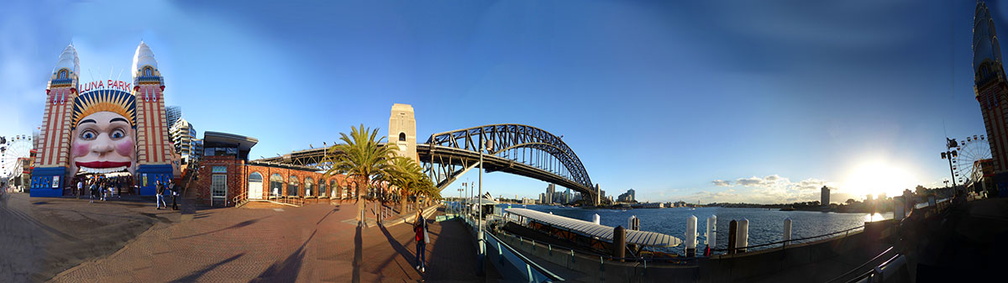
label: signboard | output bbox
[80,80,132,93]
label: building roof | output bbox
[132,41,158,72]
[203,131,258,151]
[505,208,682,248]
[53,44,80,75]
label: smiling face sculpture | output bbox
[70,91,137,175]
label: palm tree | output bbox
[323,124,394,225]
[384,156,440,213]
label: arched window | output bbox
[399,132,407,141]
[318,179,327,198]
[304,177,314,196]
[288,176,300,196]
[58,69,68,79]
[249,172,263,183]
[330,179,340,199]
[270,174,283,197]
[144,67,153,76]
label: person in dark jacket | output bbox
[155,181,167,210]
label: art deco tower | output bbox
[132,42,175,192]
[30,45,80,195]
[974,1,1008,176]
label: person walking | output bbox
[89,180,98,204]
[169,180,179,210]
[155,181,167,210]
[76,180,83,199]
[413,210,429,273]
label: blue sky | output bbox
[0,0,997,204]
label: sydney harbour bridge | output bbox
[255,124,598,204]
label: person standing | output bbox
[76,180,83,199]
[155,181,167,210]
[170,180,179,210]
[413,210,429,273]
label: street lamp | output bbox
[940,138,959,192]
[477,136,493,276]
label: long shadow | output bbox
[379,223,418,268]
[168,253,244,283]
[171,217,269,240]
[316,207,339,226]
[252,229,316,282]
[353,225,362,283]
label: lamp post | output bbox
[477,136,493,276]
[940,138,959,193]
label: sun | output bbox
[842,159,920,200]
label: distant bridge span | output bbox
[254,124,597,202]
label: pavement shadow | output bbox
[168,253,244,283]
[253,229,316,282]
[353,225,362,283]
[378,224,417,269]
[171,217,270,240]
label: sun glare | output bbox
[842,160,920,200]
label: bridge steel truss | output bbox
[419,124,596,201]
[252,124,597,202]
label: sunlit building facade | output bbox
[974,1,1008,196]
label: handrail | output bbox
[824,246,895,283]
[711,224,866,253]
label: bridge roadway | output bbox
[416,143,596,200]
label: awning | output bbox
[505,208,682,248]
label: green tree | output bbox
[384,156,440,213]
[323,124,394,225]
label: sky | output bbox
[0,0,998,204]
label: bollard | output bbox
[613,225,626,262]
[737,219,749,253]
[593,213,601,225]
[783,218,792,246]
[728,220,738,255]
[629,215,640,231]
[706,215,717,256]
[685,215,697,257]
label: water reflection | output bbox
[864,212,885,222]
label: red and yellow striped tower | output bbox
[30,45,80,196]
[132,42,175,194]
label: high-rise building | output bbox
[170,118,202,164]
[974,1,1008,193]
[165,106,182,129]
[821,186,830,206]
[618,188,636,202]
[545,183,555,204]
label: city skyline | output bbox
[0,0,996,203]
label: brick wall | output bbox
[191,156,349,206]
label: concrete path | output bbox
[1,193,501,282]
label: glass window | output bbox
[270,174,283,197]
[212,166,227,173]
[288,176,299,196]
[318,179,327,197]
[399,132,406,141]
[249,172,263,183]
[211,174,227,198]
[305,177,314,196]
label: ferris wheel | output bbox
[949,134,992,185]
[1,135,33,181]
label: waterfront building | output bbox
[618,188,636,202]
[545,183,555,204]
[30,42,175,196]
[821,186,830,206]
[165,106,182,129]
[974,1,1008,196]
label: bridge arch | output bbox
[418,124,595,200]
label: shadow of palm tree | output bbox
[168,253,244,283]
[378,223,417,269]
[353,225,362,283]
[252,230,317,282]
[172,217,269,240]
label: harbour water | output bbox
[496,204,892,254]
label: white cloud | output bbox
[712,179,732,186]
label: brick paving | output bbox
[0,192,501,282]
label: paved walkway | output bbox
[0,192,500,282]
